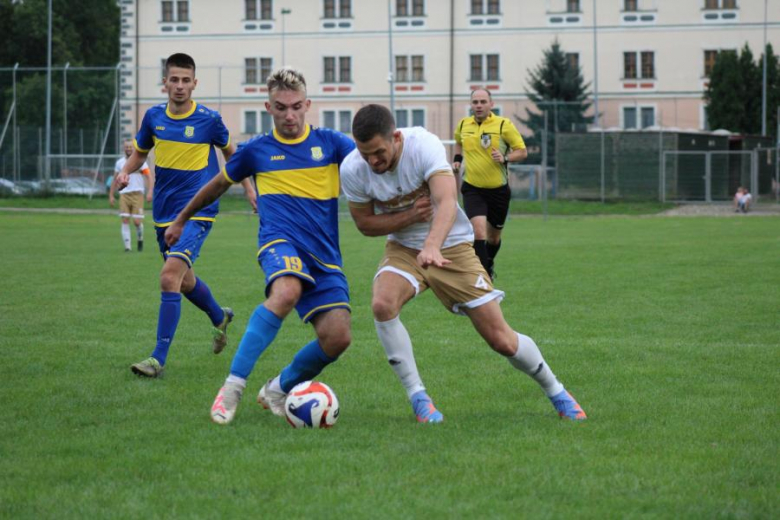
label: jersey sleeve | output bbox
[339,154,372,205]
[418,131,454,182]
[223,140,254,184]
[501,119,526,150]
[210,112,231,149]
[331,131,357,165]
[134,111,155,152]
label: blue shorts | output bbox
[257,239,350,323]
[156,220,213,268]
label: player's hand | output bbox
[412,196,434,223]
[417,246,451,269]
[115,171,129,189]
[452,161,461,174]
[146,193,153,203]
[109,196,115,207]
[490,148,504,164]
[165,221,184,247]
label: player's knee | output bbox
[267,284,301,314]
[484,329,516,357]
[160,272,181,292]
[321,329,351,357]
[371,296,401,321]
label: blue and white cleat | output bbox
[549,389,587,420]
[411,390,444,424]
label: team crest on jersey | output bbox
[184,126,195,138]
[311,146,323,160]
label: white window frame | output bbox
[161,0,190,23]
[394,54,426,83]
[323,0,352,19]
[469,53,501,82]
[623,50,655,80]
[245,0,274,21]
[242,109,273,135]
[321,109,353,134]
[621,103,657,129]
[323,56,352,84]
[244,57,273,85]
[394,107,427,128]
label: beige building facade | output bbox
[118,0,780,144]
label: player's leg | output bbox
[132,217,144,251]
[128,193,144,252]
[179,264,232,354]
[212,275,300,424]
[119,194,132,251]
[484,184,511,279]
[258,267,352,418]
[463,300,586,420]
[372,243,442,423]
[462,182,491,276]
[130,255,189,377]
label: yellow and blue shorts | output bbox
[155,220,213,268]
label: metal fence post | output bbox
[705,152,712,203]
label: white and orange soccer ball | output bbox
[284,381,340,429]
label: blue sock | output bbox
[229,305,283,379]
[183,277,224,326]
[151,292,182,366]
[279,340,337,393]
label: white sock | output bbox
[121,223,131,249]
[267,375,283,393]
[375,317,425,400]
[136,223,144,241]
[225,374,246,388]
[507,332,564,397]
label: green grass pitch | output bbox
[0,209,777,518]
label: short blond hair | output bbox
[266,67,307,96]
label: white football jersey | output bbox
[115,156,150,194]
[341,127,474,250]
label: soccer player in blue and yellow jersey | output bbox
[116,53,256,378]
[165,67,355,424]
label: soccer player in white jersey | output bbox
[110,141,153,252]
[340,104,586,423]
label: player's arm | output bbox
[452,142,464,192]
[116,149,149,188]
[108,175,118,207]
[417,172,457,268]
[164,173,232,246]
[348,198,433,237]
[142,165,153,202]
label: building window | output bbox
[624,51,654,79]
[397,0,424,16]
[322,110,352,133]
[566,52,579,70]
[471,0,500,14]
[704,50,718,77]
[246,0,272,20]
[160,58,167,83]
[324,0,351,18]
[567,0,580,12]
[323,56,351,83]
[395,55,425,82]
[245,57,272,84]
[395,109,425,128]
[470,54,500,82]
[162,1,189,22]
[704,0,737,8]
[623,106,655,129]
[245,110,258,134]
[722,0,737,7]
[624,0,637,11]
[244,110,273,135]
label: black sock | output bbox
[486,240,502,261]
[473,240,490,273]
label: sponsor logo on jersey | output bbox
[155,126,166,131]
[184,126,195,138]
[311,147,323,160]
[271,155,285,161]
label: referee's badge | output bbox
[184,126,195,138]
[480,133,491,149]
[311,146,323,160]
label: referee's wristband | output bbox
[453,154,463,163]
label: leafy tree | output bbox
[706,43,780,138]
[519,39,593,165]
[0,0,119,133]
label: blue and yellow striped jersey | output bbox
[134,101,230,226]
[223,125,355,268]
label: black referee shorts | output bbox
[461,181,512,229]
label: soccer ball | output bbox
[284,381,340,429]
